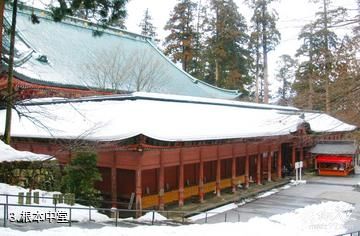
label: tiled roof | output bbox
[2,7,240,100]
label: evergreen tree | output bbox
[293,0,347,112]
[190,0,208,79]
[139,8,157,38]
[247,0,280,103]
[62,151,102,206]
[330,35,360,126]
[249,18,262,102]
[206,0,251,92]
[50,0,128,27]
[275,54,297,106]
[163,0,198,73]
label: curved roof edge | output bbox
[0,66,128,94]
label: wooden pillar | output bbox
[199,148,204,203]
[292,143,296,169]
[231,144,236,193]
[135,168,142,217]
[245,155,249,188]
[277,144,282,179]
[256,153,262,185]
[300,145,304,162]
[216,145,221,197]
[158,150,165,210]
[267,150,272,182]
[111,153,117,209]
[231,156,236,193]
[178,149,184,207]
[245,144,249,188]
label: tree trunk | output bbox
[262,4,269,104]
[308,73,314,110]
[308,33,314,110]
[323,0,331,113]
[0,0,5,67]
[255,63,259,103]
[255,22,261,103]
[215,59,221,86]
[3,0,18,144]
[263,40,269,104]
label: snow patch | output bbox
[290,180,307,185]
[280,184,291,190]
[137,211,167,222]
[256,189,279,199]
[188,203,238,221]
[237,198,255,207]
[270,201,353,235]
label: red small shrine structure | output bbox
[311,141,359,176]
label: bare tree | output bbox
[80,46,169,93]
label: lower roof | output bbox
[0,140,52,162]
[310,141,358,155]
[0,92,357,142]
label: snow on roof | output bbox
[2,6,240,100]
[0,141,52,162]
[310,141,358,155]
[0,93,356,142]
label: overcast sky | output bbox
[126,0,357,95]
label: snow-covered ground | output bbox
[138,212,167,222]
[188,203,238,221]
[0,141,51,162]
[189,182,302,221]
[0,201,354,236]
[0,183,109,222]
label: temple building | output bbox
[0,5,358,214]
[0,93,356,212]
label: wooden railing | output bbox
[183,185,198,199]
[203,181,216,193]
[141,175,246,209]
[142,194,158,209]
[164,189,179,204]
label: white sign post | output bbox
[295,162,300,183]
[299,161,303,181]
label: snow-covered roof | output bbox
[310,141,358,155]
[0,92,356,142]
[2,6,240,100]
[0,140,52,162]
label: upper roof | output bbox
[310,141,358,155]
[2,6,240,99]
[0,92,356,142]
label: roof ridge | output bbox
[19,92,302,113]
[13,5,153,42]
